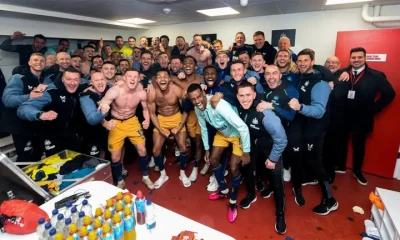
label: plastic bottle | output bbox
[64,201,73,218]
[66,236,74,240]
[88,231,99,240]
[48,228,57,240]
[105,199,115,215]
[64,218,72,238]
[135,190,146,225]
[55,214,65,233]
[116,192,125,207]
[68,223,79,240]
[83,216,94,232]
[100,224,113,240]
[77,211,86,229]
[123,207,136,240]
[94,208,104,224]
[93,218,103,237]
[70,207,79,224]
[42,222,52,240]
[115,202,124,219]
[124,195,135,214]
[36,218,46,240]
[111,213,124,240]
[50,209,59,226]
[54,232,64,240]
[81,200,93,218]
[145,199,156,232]
[79,226,89,240]
[103,209,113,227]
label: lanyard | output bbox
[350,70,365,89]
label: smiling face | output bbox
[104,46,112,56]
[111,52,121,66]
[235,33,245,48]
[278,38,291,50]
[33,37,46,51]
[62,71,80,93]
[101,63,116,80]
[71,57,82,70]
[251,55,265,72]
[237,86,256,110]
[216,53,229,69]
[325,56,341,73]
[128,38,136,48]
[170,58,182,73]
[204,67,217,88]
[119,60,130,75]
[56,52,71,70]
[176,37,185,49]
[91,72,107,94]
[84,47,95,61]
[29,55,45,72]
[58,40,69,52]
[140,38,148,48]
[253,34,265,49]
[213,42,223,52]
[115,37,124,49]
[265,65,282,89]
[124,70,140,90]
[158,53,169,68]
[133,48,141,61]
[140,53,153,70]
[188,88,207,111]
[92,57,104,71]
[230,62,246,82]
[45,54,56,68]
[183,57,196,75]
[160,37,169,49]
[297,54,314,74]
[350,51,366,70]
[239,53,250,69]
[156,70,170,91]
[276,51,290,69]
[152,37,160,48]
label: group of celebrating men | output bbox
[0,29,395,235]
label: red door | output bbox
[335,29,400,178]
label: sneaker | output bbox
[353,171,368,185]
[189,167,198,182]
[302,179,318,186]
[224,169,228,177]
[255,180,265,192]
[283,168,291,182]
[261,188,273,198]
[293,188,305,206]
[228,204,238,223]
[207,177,219,192]
[117,179,125,189]
[122,168,128,177]
[148,157,155,168]
[200,163,210,175]
[275,214,287,234]
[335,167,346,174]
[179,172,191,187]
[313,197,339,215]
[142,177,155,190]
[175,146,180,157]
[209,174,216,183]
[239,194,257,209]
[154,156,167,171]
[208,192,228,201]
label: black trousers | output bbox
[335,131,368,172]
[42,133,82,156]
[12,134,43,162]
[242,137,285,215]
[284,123,303,188]
[82,129,108,158]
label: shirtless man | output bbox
[169,56,204,178]
[186,34,212,68]
[81,45,95,76]
[98,68,154,189]
[147,68,192,188]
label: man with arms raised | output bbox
[98,68,153,189]
[187,83,250,223]
[147,68,192,188]
[186,34,212,68]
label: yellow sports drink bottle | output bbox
[112,213,124,240]
[123,207,136,240]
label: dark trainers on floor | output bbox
[239,194,257,209]
[335,167,346,174]
[353,171,368,185]
[302,179,318,186]
[275,214,287,234]
[313,197,339,215]
[293,188,305,206]
[255,180,265,192]
[261,188,273,198]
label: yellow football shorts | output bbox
[186,110,201,138]
[154,112,186,133]
[108,116,145,151]
[213,132,243,156]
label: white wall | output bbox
[138,5,400,64]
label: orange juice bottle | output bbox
[54,233,64,240]
[94,207,104,224]
[100,222,113,240]
[105,199,115,215]
[123,207,136,240]
[88,231,99,240]
[83,216,94,232]
[124,195,135,215]
[112,213,124,240]
[68,223,79,240]
[93,218,103,237]
[79,226,88,240]
[116,192,125,206]
[104,209,113,227]
[116,202,124,219]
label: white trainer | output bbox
[175,146,180,157]
[179,171,191,187]
[117,179,125,189]
[154,174,169,189]
[148,157,156,168]
[142,176,155,190]
[189,167,198,182]
[283,168,291,182]
[200,163,210,175]
[207,177,219,192]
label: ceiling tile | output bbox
[275,0,325,14]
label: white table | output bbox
[1,181,235,240]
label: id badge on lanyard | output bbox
[348,71,364,99]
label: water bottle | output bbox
[111,213,124,240]
[104,209,113,227]
[79,226,89,240]
[50,209,59,226]
[123,207,136,240]
[83,216,94,232]
[36,218,46,240]
[42,222,52,240]
[81,200,93,218]
[116,192,125,207]
[64,201,73,218]
[135,190,146,225]
[77,211,86,229]
[55,214,65,233]
[68,223,79,240]
[105,199,115,215]
[70,207,79,224]
[116,202,124,219]
[63,218,72,238]
[47,228,57,240]
[100,224,113,240]
[124,195,135,214]
[94,207,104,224]
[145,199,156,232]
[93,218,103,237]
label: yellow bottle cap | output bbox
[95,207,103,216]
[124,207,131,216]
[69,223,77,233]
[124,195,131,203]
[88,231,97,240]
[116,202,123,211]
[104,209,112,218]
[116,192,123,200]
[94,218,102,228]
[80,226,88,237]
[102,223,111,233]
[66,236,74,240]
[106,199,114,207]
[112,213,121,223]
[83,216,92,225]
[54,233,64,240]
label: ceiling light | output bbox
[325,0,372,5]
[197,7,239,17]
[117,18,155,24]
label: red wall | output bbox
[335,29,400,178]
